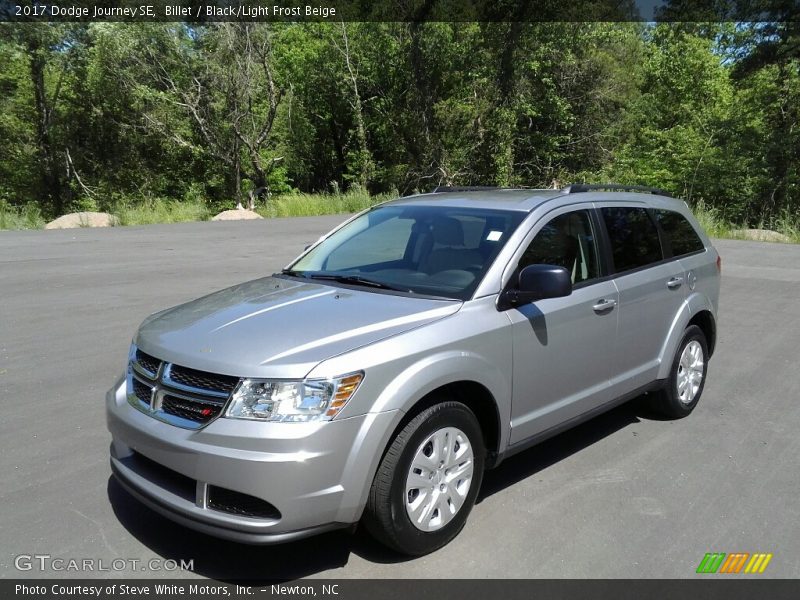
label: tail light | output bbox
[716,255,722,274]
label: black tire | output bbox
[362,401,485,556]
[649,324,709,418]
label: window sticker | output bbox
[486,230,503,241]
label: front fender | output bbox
[369,350,509,417]
[306,297,513,521]
[331,350,511,523]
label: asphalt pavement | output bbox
[1,217,798,580]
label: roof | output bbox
[384,187,683,213]
[386,189,564,212]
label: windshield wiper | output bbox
[305,273,411,292]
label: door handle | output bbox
[592,299,617,312]
[667,276,684,289]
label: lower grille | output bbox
[120,452,281,523]
[208,486,281,520]
[128,451,196,503]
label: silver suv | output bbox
[106,184,720,555]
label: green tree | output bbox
[607,26,734,205]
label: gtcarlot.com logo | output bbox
[14,554,194,573]
[696,552,773,574]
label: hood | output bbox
[135,276,461,379]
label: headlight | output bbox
[225,372,363,422]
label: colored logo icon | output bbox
[696,552,773,574]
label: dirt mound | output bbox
[733,228,792,243]
[45,212,119,229]
[211,209,264,221]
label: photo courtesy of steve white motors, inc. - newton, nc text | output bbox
[2,0,800,599]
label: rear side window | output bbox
[654,209,705,256]
[601,207,663,273]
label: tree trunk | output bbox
[338,22,373,189]
[493,22,524,185]
[28,40,64,216]
[235,152,243,209]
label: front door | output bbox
[507,207,619,445]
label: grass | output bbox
[114,197,211,226]
[0,201,46,230]
[692,200,800,243]
[2,191,798,244]
[256,189,395,218]
[691,200,734,239]
[767,209,800,243]
[0,190,392,230]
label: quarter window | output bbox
[601,207,663,272]
[519,210,600,285]
[654,209,705,257]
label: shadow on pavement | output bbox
[108,395,654,581]
[107,477,408,583]
[479,398,649,501]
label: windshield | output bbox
[285,205,525,300]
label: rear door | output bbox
[598,204,687,395]
[653,207,719,313]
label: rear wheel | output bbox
[363,401,485,555]
[649,324,708,418]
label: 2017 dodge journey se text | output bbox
[107,184,720,555]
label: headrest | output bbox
[431,217,464,246]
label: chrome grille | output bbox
[166,364,239,396]
[131,378,153,406]
[134,349,161,378]
[127,345,240,429]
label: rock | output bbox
[211,209,263,221]
[45,212,119,229]
[732,228,792,243]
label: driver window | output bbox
[519,210,600,285]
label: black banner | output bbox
[2,0,799,22]
[4,580,800,600]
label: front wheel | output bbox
[363,401,485,555]
[649,324,709,418]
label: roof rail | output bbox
[432,186,501,193]
[563,183,672,197]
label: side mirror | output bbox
[500,264,572,309]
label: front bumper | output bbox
[106,376,399,544]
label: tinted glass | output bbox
[601,207,663,272]
[325,217,413,270]
[520,210,599,284]
[290,205,525,300]
[654,209,705,256]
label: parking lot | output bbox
[1,216,798,580]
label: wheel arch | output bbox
[339,354,509,523]
[656,293,717,380]
[382,380,503,470]
[688,309,716,357]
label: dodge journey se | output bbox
[106,184,720,555]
